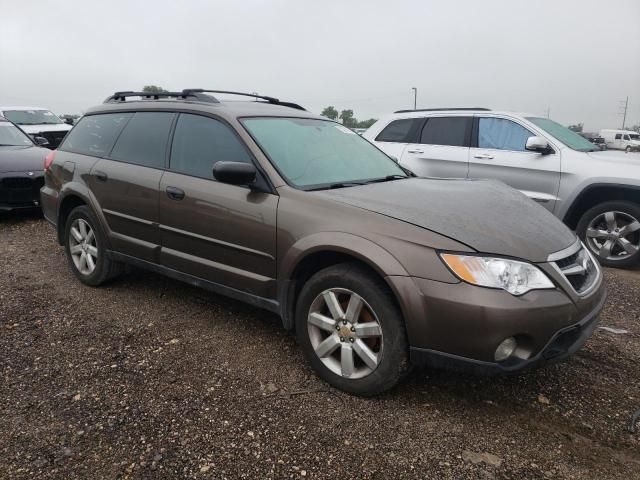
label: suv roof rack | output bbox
[394,107,491,113]
[104,89,306,111]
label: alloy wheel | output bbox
[307,288,383,379]
[586,210,640,261]
[69,219,98,275]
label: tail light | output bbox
[44,150,57,171]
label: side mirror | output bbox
[34,136,50,146]
[212,161,257,186]
[525,136,552,154]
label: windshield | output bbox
[3,109,63,125]
[0,122,33,146]
[242,117,407,189]
[629,134,640,141]
[526,117,598,152]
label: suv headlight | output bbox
[440,253,554,296]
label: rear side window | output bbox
[615,133,622,139]
[109,112,175,168]
[420,117,470,147]
[375,118,421,143]
[60,113,132,156]
[169,114,252,179]
[477,118,533,152]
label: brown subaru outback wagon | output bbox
[41,90,606,395]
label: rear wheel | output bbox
[64,206,123,286]
[577,201,640,268]
[295,263,408,396]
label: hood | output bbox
[18,123,72,134]
[317,177,576,263]
[0,146,47,173]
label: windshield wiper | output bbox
[365,174,409,184]
[307,181,367,191]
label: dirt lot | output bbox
[1,215,639,479]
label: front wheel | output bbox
[626,146,632,153]
[295,263,408,396]
[577,201,640,268]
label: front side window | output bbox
[623,134,630,141]
[170,114,252,179]
[526,117,598,152]
[3,109,64,125]
[60,113,132,157]
[375,118,420,143]
[242,117,407,189]
[478,117,533,152]
[420,117,470,147]
[109,112,175,168]
[0,122,33,146]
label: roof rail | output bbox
[104,91,219,104]
[394,107,491,113]
[182,89,306,111]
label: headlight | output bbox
[440,253,554,296]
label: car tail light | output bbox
[44,150,57,171]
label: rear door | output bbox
[158,113,278,299]
[87,111,176,261]
[399,116,472,178]
[468,116,561,212]
[369,118,423,161]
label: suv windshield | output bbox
[526,117,598,152]
[242,117,407,189]
[0,122,34,146]
[3,109,63,125]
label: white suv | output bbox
[364,108,640,268]
[0,106,72,149]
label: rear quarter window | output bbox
[60,113,132,157]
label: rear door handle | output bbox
[473,154,494,159]
[407,149,424,154]
[166,186,185,201]
[94,170,108,182]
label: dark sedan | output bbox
[0,117,49,212]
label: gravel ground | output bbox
[1,214,639,480]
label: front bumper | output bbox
[387,272,606,374]
[0,172,44,211]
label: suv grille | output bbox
[553,246,599,295]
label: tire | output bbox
[295,262,408,396]
[626,146,631,153]
[576,201,640,268]
[64,205,123,286]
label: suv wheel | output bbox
[64,206,122,286]
[577,201,640,268]
[295,263,408,396]
[626,146,632,153]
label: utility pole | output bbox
[411,87,417,110]
[620,96,629,129]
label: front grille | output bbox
[553,245,599,295]
[38,130,68,148]
[0,176,43,205]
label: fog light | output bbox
[494,337,517,362]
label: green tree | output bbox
[321,106,339,120]
[142,85,167,93]
[568,123,583,133]
[339,109,356,128]
[356,118,377,129]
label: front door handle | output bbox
[94,170,108,182]
[406,149,424,154]
[166,186,185,201]
[473,154,494,159]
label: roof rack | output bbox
[104,89,306,111]
[394,107,491,113]
[104,91,219,104]
[182,89,306,111]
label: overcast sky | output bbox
[1,0,639,131]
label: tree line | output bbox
[320,106,377,129]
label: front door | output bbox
[468,116,561,212]
[399,116,472,178]
[158,113,278,299]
